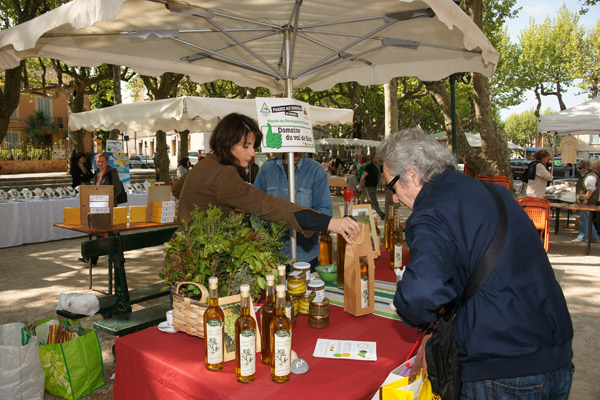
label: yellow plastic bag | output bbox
[381,370,436,400]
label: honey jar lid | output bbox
[293,262,311,270]
[307,279,324,288]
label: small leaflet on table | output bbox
[312,338,377,361]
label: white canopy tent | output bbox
[68,96,353,132]
[537,97,600,135]
[315,138,381,148]
[431,132,522,150]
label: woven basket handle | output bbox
[175,281,209,303]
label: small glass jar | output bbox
[298,291,316,315]
[288,271,306,296]
[307,279,325,303]
[292,262,311,283]
[309,298,330,328]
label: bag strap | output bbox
[459,182,508,308]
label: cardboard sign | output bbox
[79,185,114,228]
[255,97,315,153]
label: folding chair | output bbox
[518,197,550,252]
[490,175,511,191]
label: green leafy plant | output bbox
[161,205,288,300]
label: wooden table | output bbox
[549,202,568,235]
[54,222,176,302]
[565,204,600,255]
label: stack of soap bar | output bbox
[129,205,147,223]
[89,195,110,214]
[151,200,176,223]
[113,206,127,225]
[63,207,81,225]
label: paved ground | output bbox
[0,193,598,399]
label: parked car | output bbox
[187,151,199,165]
[128,155,154,169]
[509,159,531,180]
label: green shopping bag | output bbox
[35,319,105,400]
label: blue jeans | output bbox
[460,363,574,400]
[577,210,599,241]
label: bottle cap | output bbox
[276,284,286,293]
[343,189,354,202]
[208,276,218,288]
[277,264,286,273]
[266,274,275,283]
[240,284,250,294]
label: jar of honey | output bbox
[288,271,306,296]
[309,298,330,328]
[298,291,316,315]
[292,262,311,283]
[307,279,325,303]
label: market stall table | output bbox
[114,304,419,400]
[0,193,147,248]
[54,221,176,295]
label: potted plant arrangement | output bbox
[160,205,288,338]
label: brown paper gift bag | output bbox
[343,224,375,316]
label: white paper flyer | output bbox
[312,338,377,361]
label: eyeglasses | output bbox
[385,175,400,194]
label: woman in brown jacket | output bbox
[175,113,359,242]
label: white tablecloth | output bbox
[0,193,148,248]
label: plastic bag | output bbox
[0,322,45,400]
[56,293,100,316]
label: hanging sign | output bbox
[106,140,123,153]
[255,97,315,153]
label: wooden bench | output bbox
[56,226,177,337]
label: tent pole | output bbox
[450,74,457,155]
[284,28,298,261]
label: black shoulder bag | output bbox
[108,170,128,204]
[425,182,508,400]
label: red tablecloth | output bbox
[374,246,409,283]
[114,305,419,400]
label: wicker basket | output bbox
[172,281,209,338]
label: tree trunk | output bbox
[384,79,398,137]
[178,130,190,161]
[464,0,511,180]
[155,130,171,182]
[0,64,24,145]
[65,85,87,154]
[109,65,122,141]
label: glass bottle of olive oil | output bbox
[277,265,296,328]
[260,274,276,365]
[270,285,292,383]
[385,205,394,252]
[319,231,333,265]
[204,276,224,371]
[235,284,256,383]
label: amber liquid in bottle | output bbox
[235,284,256,383]
[337,197,351,289]
[270,285,292,383]
[360,256,369,308]
[277,265,296,328]
[260,275,276,365]
[385,205,394,252]
[319,231,333,265]
[204,277,224,371]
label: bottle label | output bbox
[394,243,403,268]
[273,330,291,376]
[285,302,293,320]
[239,329,256,376]
[206,319,223,364]
[361,276,369,308]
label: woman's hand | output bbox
[328,217,360,243]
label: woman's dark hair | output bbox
[178,156,190,167]
[209,113,262,167]
[70,151,86,169]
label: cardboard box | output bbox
[151,215,175,224]
[63,207,81,226]
[151,210,176,218]
[129,205,147,223]
[87,213,112,230]
[113,206,127,225]
[152,200,176,208]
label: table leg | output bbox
[87,235,94,290]
[586,213,593,255]
[112,233,132,314]
[554,208,560,235]
[108,254,113,296]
